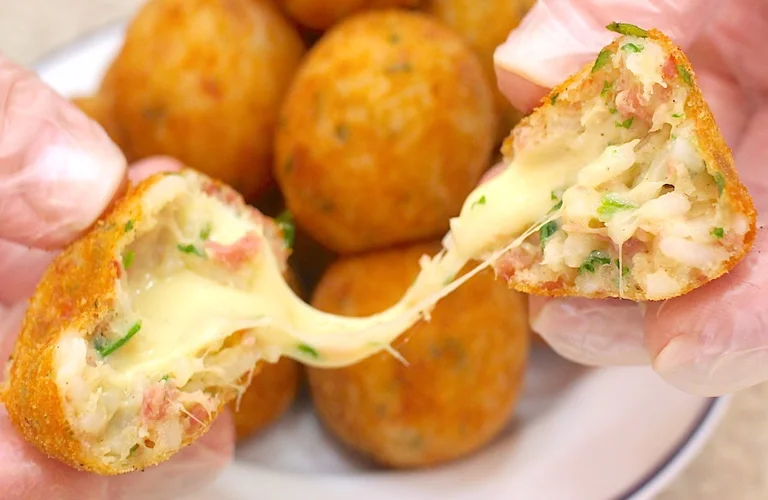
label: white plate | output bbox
[34,21,730,500]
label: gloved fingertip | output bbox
[128,156,185,184]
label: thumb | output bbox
[0,55,127,250]
[493,0,725,112]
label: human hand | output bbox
[0,55,234,499]
[493,0,767,397]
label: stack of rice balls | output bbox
[74,0,536,468]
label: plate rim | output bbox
[29,19,732,500]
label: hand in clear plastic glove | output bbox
[0,55,234,500]
[493,0,767,397]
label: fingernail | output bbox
[654,336,768,397]
[532,298,649,366]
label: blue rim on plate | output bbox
[30,20,730,500]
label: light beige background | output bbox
[1,1,766,498]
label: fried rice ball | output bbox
[276,0,422,30]
[275,10,497,254]
[100,0,305,200]
[230,267,304,442]
[425,0,536,142]
[307,241,529,468]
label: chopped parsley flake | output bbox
[471,195,487,209]
[616,117,634,128]
[551,191,559,201]
[124,220,134,233]
[129,444,140,455]
[122,250,135,270]
[95,322,142,358]
[677,64,693,85]
[177,243,206,258]
[549,199,564,213]
[335,123,349,142]
[276,210,295,249]
[711,227,725,239]
[601,80,614,97]
[597,193,638,217]
[621,43,643,53]
[606,22,648,38]
[579,250,612,274]
[539,221,559,248]
[298,343,319,359]
[161,374,170,382]
[551,93,559,105]
[672,113,684,118]
[592,49,612,73]
[385,61,412,74]
[713,172,726,196]
[199,223,212,240]
[615,259,630,277]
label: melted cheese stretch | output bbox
[105,37,678,372]
[107,130,624,373]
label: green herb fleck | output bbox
[615,259,630,277]
[471,195,487,209]
[549,199,563,213]
[551,93,559,105]
[597,193,638,217]
[129,444,140,455]
[616,117,634,128]
[122,250,135,270]
[606,22,648,38]
[609,107,618,114]
[677,64,692,85]
[335,123,349,142]
[124,220,134,233]
[199,223,212,241]
[161,374,170,382]
[95,322,142,358]
[276,210,295,249]
[385,61,412,74]
[601,80,614,97]
[539,221,559,248]
[592,49,612,73]
[711,227,725,239]
[298,343,319,359]
[551,191,559,201]
[579,250,612,274]
[621,43,643,53]
[672,113,684,118]
[177,243,206,258]
[713,172,726,196]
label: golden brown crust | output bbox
[1,172,227,475]
[500,29,757,301]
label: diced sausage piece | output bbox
[142,383,178,424]
[494,248,536,281]
[205,232,262,271]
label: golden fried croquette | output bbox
[1,169,298,475]
[276,0,422,30]
[231,357,302,441]
[438,27,757,301]
[307,241,529,468]
[424,0,535,142]
[275,10,497,254]
[99,0,305,200]
[230,267,304,442]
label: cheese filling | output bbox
[52,36,751,469]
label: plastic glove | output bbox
[0,55,234,500]
[492,0,768,397]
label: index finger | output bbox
[0,55,127,250]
